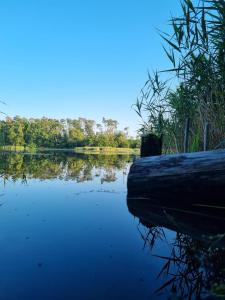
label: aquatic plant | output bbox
[135,0,225,152]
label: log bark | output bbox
[127,149,225,205]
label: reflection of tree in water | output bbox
[0,153,132,184]
[101,167,117,184]
[127,198,225,300]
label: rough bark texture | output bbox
[128,149,225,205]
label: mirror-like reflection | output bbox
[0,152,132,183]
[127,197,225,299]
[0,152,224,300]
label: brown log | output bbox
[127,149,225,205]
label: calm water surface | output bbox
[0,153,224,300]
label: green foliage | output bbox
[0,116,139,150]
[135,0,225,152]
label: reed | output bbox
[135,0,225,152]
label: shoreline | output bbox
[0,146,140,155]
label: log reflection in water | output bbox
[127,197,225,299]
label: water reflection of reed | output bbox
[0,153,132,184]
[127,198,225,300]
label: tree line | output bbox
[0,116,140,149]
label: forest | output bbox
[0,116,140,150]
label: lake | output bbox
[0,152,224,300]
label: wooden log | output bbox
[140,134,162,157]
[127,149,225,205]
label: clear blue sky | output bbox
[0,0,180,135]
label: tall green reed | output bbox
[135,0,225,152]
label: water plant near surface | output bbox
[135,0,225,153]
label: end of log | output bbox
[140,134,162,157]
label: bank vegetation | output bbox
[135,0,225,153]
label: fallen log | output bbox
[127,149,225,205]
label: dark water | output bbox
[0,153,224,300]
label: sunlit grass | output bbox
[74,146,140,155]
[0,145,36,152]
